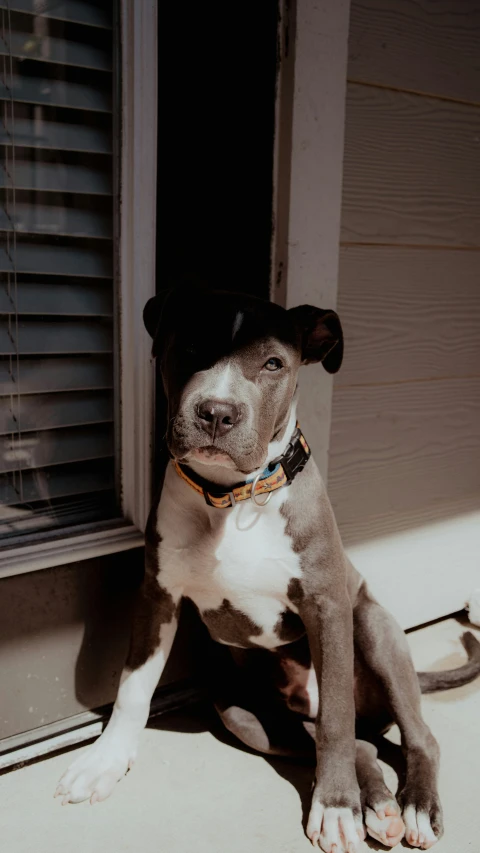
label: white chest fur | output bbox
[156,470,302,648]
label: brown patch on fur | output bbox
[286,577,304,605]
[126,508,177,671]
[273,608,305,643]
[126,575,177,670]
[199,598,263,647]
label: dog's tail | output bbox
[417,631,480,694]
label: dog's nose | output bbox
[196,399,240,438]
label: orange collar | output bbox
[172,424,310,509]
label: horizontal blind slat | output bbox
[0,491,117,535]
[0,76,111,112]
[0,118,111,153]
[0,31,112,71]
[0,245,113,276]
[0,203,112,238]
[0,281,113,315]
[0,423,114,472]
[0,389,113,434]
[0,0,112,29]
[0,459,115,505]
[0,319,113,354]
[0,355,113,395]
[0,161,112,195]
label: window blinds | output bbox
[0,0,119,541]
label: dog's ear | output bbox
[143,289,173,358]
[288,304,344,373]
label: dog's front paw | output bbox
[307,792,364,853]
[401,800,443,849]
[54,734,136,805]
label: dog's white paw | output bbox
[402,805,439,849]
[54,735,136,805]
[307,802,364,853]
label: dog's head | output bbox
[144,289,343,476]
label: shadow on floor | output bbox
[148,701,409,850]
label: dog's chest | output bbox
[159,492,305,649]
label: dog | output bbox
[55,288,480,852]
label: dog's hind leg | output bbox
[218,704,279,754]
[206,641,315,757]
[355,739,405,847]
[353,583,442,849]
[217,700,315,757]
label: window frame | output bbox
[0,0,157,578]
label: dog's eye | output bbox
[264,357,283,372]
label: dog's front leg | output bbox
[55,572,181,805]
[300,591,362,853]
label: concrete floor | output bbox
[1,616,479,853]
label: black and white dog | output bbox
[56,289,480,852]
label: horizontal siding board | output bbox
[0,356,113,396]
[0,162,112,195]
[0,0,111,28]
[0,245,112,277]
[0,319,113,354]
[0,31,111,71]
[341,84,480,247]
[0,282,113,316]
[336,246,480,385]
[0,423,114,473]
[340,493,480,548]
[348,0,480,104]
[0,459,114,505]
[0,204,112,239]
[0,76,111,113]
[0,390,113,434]
[0,118,111,153]
[329,377,480,538]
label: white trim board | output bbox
[348,508,480,630]
[119,0,157,532]
[273,0,351,482]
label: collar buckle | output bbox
[278,427,309,484]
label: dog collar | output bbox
[172,424,311,508]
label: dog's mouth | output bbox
[183,447,237,469]
[169,419,268,474]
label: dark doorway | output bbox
[157,2,279,300]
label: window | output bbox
[0,1,121,544]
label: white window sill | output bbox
[0,524,145,579]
